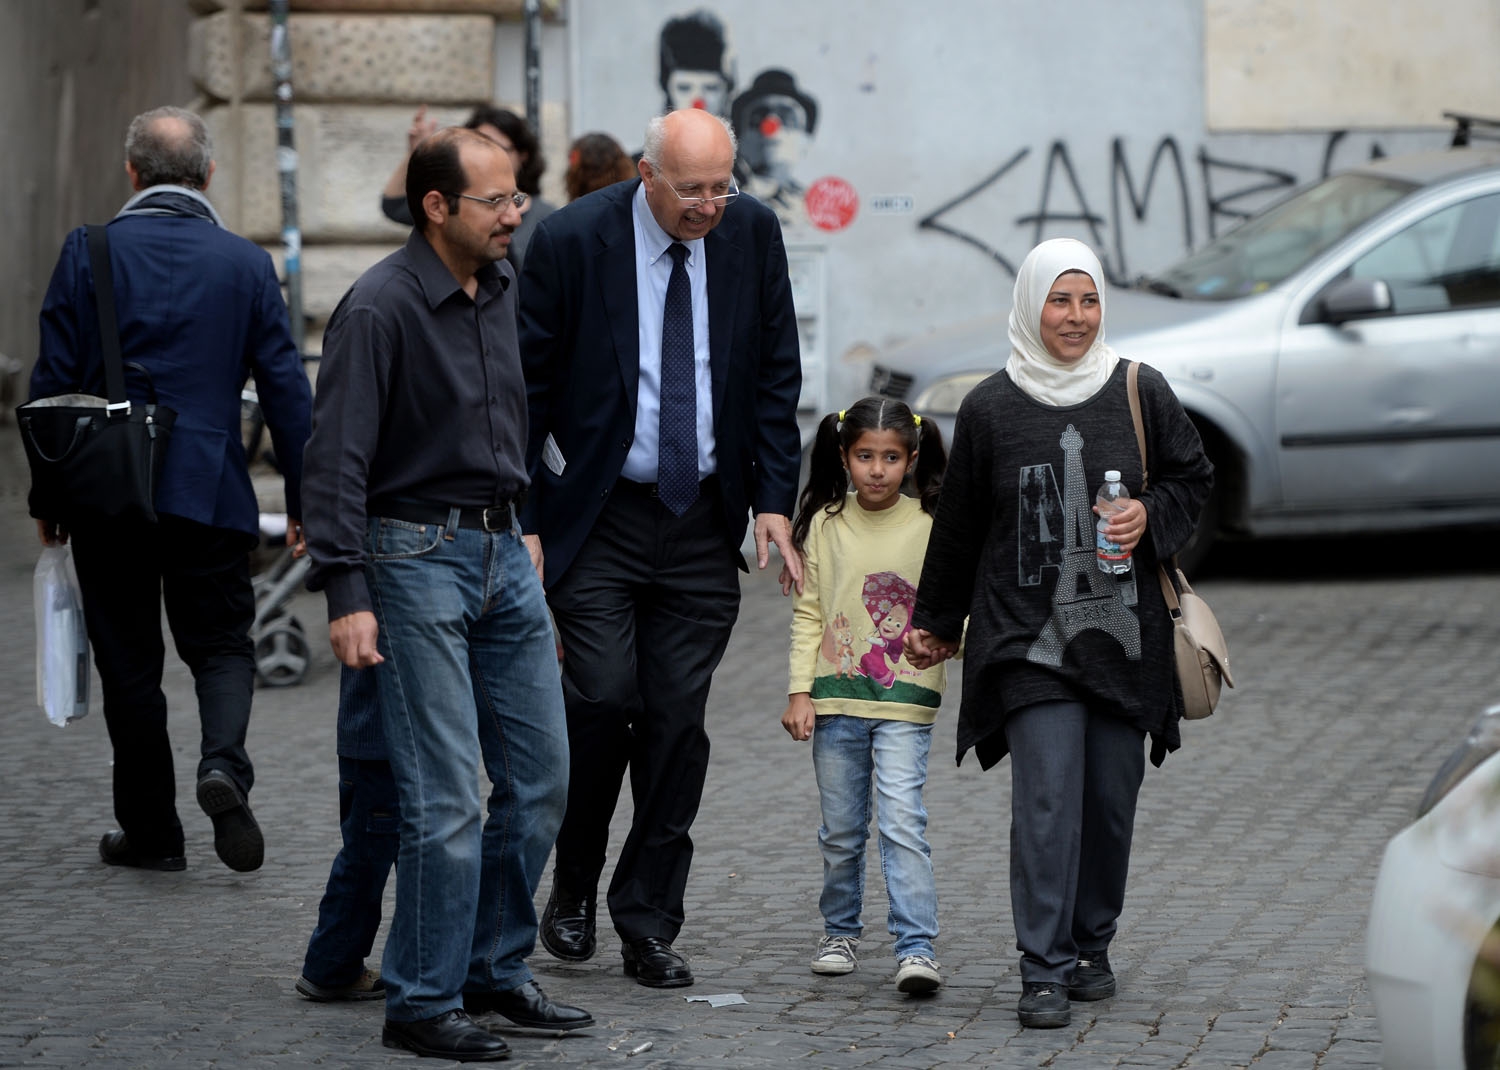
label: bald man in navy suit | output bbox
[519,108,803,987]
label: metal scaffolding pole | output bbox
[268,0,304,354]
[524,0,542,140]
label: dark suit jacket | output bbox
[32,214,312,538]
[518,179,802,588]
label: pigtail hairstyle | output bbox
[791,411,846,551]
[792,396,937,550]
[911,417,947,516]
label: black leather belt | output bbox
[371,498,521,532]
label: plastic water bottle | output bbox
[1095,471,1132,574]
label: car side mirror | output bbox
[1314,277,1393,325]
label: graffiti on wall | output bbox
[917,131,1408,283]
[656,9,827,229]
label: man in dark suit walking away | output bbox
[519,107,804,987]
[30,106,312,875]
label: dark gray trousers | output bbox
[1003,699,1146,984]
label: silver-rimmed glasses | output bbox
[659,175,739,210]
[458,191,529,211]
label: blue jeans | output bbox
[300,754,400,987]
[812,715,938,960]
[365,515,569,1022]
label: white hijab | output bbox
[1004,238,1120,406]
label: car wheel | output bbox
[1464,922,1500,1069]
[1175,476,1220,575]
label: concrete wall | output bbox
[0,0,196,392]
[190,0,569,342]
[3,0,568,380]
[569,0,1484,410]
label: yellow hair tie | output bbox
[837,409,846,422]
[913,415,922,428]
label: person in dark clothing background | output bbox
[905,239,1212,1031]
[378,105,556,271]
[29,105,312,875]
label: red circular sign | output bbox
[805,176,859,232]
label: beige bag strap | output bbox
[1124,360,1183,615]
[1126,360,1147,490]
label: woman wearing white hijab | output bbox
[905,239,1212,1029]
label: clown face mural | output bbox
[658,10,736,115]
[732,68,820,223]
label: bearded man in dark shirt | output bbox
[302,127,590,1063]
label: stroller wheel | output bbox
[255,617,309,687]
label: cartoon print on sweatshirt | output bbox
[819,612,858,678]
[858,570,916,688]
[808,569,941,709]
[1020,424,1141,668]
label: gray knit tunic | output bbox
[912,360,1213,768]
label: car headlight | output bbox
[913,372,991,415]
[1417,703,1500,818]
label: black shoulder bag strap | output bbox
[85,224,130,417]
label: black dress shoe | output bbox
[382,1009,509,1061]
[196,770,264,872]
[98,831,185,872]
[621,937,694,988]
[464,980,594,1031]
[539,881,597,961]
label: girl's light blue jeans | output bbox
[812,714,938,960]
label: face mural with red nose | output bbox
[666,70,730,116]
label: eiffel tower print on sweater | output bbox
[1024,423,1141,668]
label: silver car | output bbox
[869,145,1500,571]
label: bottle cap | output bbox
[1105,470,1121,482]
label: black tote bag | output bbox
[18,225,176,525]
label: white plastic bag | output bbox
[34,544,90,726]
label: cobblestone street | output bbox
[3,428,1497,1067]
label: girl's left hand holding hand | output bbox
[1097,498,1147,554]
[781,693,816,741]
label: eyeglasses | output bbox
[458,191,528,212]
[658,173,739,210]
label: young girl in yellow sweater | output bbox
[781,395,952,994]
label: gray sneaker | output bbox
[894,954,942,994]
[810,935,859,975]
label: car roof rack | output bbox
[1444,111,1500,147]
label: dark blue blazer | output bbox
[518,179,802,588]
[32,214,312,538]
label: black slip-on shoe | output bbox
[464,980,594,1031]
[621,936,694,988]
[98,830,185,872]
[539,880,597,962]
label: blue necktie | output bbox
[657,242,698,515]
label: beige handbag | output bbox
[1126,362,1234,719]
